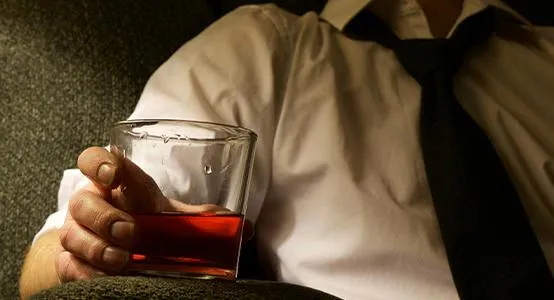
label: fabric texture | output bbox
[30,276,340,299]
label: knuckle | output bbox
[92,208,118,231]
[55,251,73,283]
[59,221,76,249]
[84,239,107,264]
[56,248,106,283]
[69,190,123,237]
[59,220,107,266]
[68,190,89,215]
[92,208,129,240]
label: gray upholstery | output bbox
[30,276,340,299]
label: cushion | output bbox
[30,276,341,299]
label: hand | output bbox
[55,146,252,283]
[55,146,173,282]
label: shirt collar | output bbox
[320,0,371,31]
[320,0,532,31]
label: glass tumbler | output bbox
[110,119,257,279]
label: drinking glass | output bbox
[110,119,257,279]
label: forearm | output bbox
[19,229,62,299]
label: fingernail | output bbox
[110,221,135,244]
[97,163,115,186]
[102,247,129,266]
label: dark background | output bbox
[0,0,551,298]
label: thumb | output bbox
[77,146,166,213]
[113,153,167,213]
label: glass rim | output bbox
[111,119,257,143]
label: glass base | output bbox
[127,264,237,280]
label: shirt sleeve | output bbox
[32,4,294,243]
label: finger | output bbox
[78,146,166,213]
[69,187,136,247]
[111,155,166,213]
[59,220,130,273]
[77,147,122,189]
[56,251,106,283]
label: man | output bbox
[19,0,554,299]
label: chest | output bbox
[270,33,554,209]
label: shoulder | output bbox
[132,3,333,122]
[183,4,325,54]
[190,4,296,49]
[217,4,322,34]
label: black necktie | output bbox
[344,8,554,299]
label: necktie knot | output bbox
[393,38,458,84]
[344,8,496,86]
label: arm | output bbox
[20,4,290,297]
[19,230,61,299]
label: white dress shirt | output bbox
[35,0,554,299]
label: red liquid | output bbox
[128,212,244,279]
